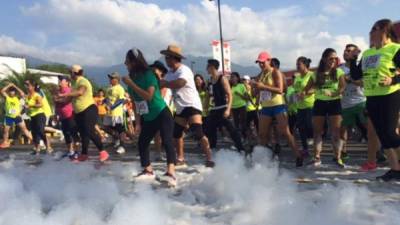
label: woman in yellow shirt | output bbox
[251,51,303,167]
[24,79,48,155]
[58,65,109,162]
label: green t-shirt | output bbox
[285,86,297,114]
[128,69,166,121]
[231,83,247,109]
[312,68,345,101]
[293,71,315,109]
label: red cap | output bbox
[255,51,272,63]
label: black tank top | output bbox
[210,75,227,108]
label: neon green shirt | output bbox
[312,68,345,101]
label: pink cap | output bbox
[255,51,272,63]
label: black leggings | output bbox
[366,91,400,149]
[232,106,247,138]
[75,104,103,154]
[61,117,80,145]
[297,108,313,150]
[30,113,47,145]
[205,108,244,150]
[246,110,259,132]
[138,107,176,167]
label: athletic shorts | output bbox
[175,107,202,119]
[313,99,341,116]
[4,116,23,126]
[341,102,367,126]
[260,104,287,117]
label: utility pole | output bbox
[210,0,225,75]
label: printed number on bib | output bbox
[135,101,149,115]
[260,91,272,102]
[9,109,17,115]
[362,55,381,70]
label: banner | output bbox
[212,40,231,74]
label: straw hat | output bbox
[160,44,186,59]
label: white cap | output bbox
[243,75,251,80]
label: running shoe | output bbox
[116,146,126,154]
[176,159,188,169]
[135,170,156,181]
[0,142,10,149]
[75,154,88,162]
[113,139,121,148]
[376,151,387,163]
[99,150,109,162]
[160,172,177,187]
[296,157,304,167]
[311,157,322,167]
[376,170,400,182]
[335,158,345,168]
[46,147,54,155]
[30,150,40,156]
[341,152,349,161]
[360,161,377,172]
[205,160,215,168]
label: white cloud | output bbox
[2,0,368,69]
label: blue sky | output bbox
[0,0,399,67]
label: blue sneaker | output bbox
[68,151,79,161]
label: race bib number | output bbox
[260,91,272,102]
[135,101,149,115]
[9,109,17,115]
[362,55,381,70]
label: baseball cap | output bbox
[255,51,272,63]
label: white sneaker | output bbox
[159,173,177,187]
[113,139,121,148]
[135,170,156,182]
[116,146,126,154]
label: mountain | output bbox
[20,55,259,86]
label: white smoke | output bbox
[0,147,399,225]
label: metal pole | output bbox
[217,0,225,75]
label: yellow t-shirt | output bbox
[27,92,45,117]
[259,70,285,107]
[106,84,125,117]
[72,76,95,113]
[5,96,21,118]
[94,96,107,116]
[41,93,53,117]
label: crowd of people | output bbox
[1,18,400,186]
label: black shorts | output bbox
[313,99,341,116]
[175,107,202,119]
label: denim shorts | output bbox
[260,105,287,117]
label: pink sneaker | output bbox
[0,142,10,149]
[360,161,377,172]
[99,150,109,162]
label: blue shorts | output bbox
[260,105,287,117]
[4,116,23,126]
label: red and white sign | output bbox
[212,40,231,74]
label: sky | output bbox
[0,0,399,69]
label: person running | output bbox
[54,76,80,159]
[338,44,368,162]
[94,89,107,125]
[24,79,49,155]
[230,72,249,142]
[252,51,303,167]
[204,59,246,153]
[160,45,214,167]
[151,60,171,161]
[293,57,315,157]
[304,48,346,167]
[243,75,259,144]
[0,83,32,148]
[58,65,109,162]
[103,72,126,154]
[350,19,400,181]
[194,74,209,124]
[122,48,176,186]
